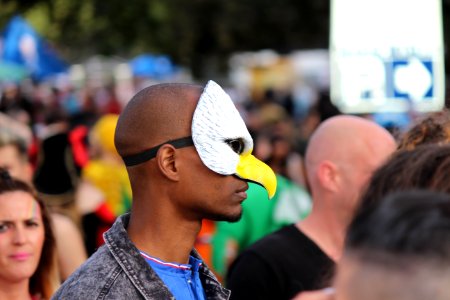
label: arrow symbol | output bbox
[393,58,433,101]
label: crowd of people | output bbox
[0,76,448,299]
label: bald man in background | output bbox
[53,81,277,299]
[226,115,396,300]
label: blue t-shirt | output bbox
[140,251,206,300]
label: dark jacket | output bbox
[52,213,230,300]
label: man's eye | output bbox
[226,138,244,154]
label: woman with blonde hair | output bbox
[0,168,59,299]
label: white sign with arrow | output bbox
[330,0,445,113]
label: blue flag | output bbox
[130,54,176,79]
[1,15,68,81]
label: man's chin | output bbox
[208,210,243,223]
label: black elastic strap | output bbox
[122,136,194,166]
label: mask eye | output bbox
[225,138,245,154]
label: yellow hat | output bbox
[92,114,119,154]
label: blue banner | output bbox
[130,54,176,79]
[1,15,68,81]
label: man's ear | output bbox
[317,160,339,192]
[155,144,179,181]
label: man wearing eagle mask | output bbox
[53,80,277,299]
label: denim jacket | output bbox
[52,213,231,300]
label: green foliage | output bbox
[0,0,331,78]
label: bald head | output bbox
[306,115,395,173]
[305,115,396,203]
[115,83,203,158]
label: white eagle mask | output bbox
[122,80,277,199]
[192,80,252,175]
[192,80,277,198]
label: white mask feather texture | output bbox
[192,80,253,175]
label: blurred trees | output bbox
[0,0,330,78]
[2,0,450,78]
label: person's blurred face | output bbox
[0,145,32,183]
[333,254,448,300]
[333,255,396,300]
[0,191,45,284]
[3,85,19,100]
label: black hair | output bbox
[347,189,450,259]
[0,167,34,195]
[358,144,450,212]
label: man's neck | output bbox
[128,210,202,264]
[296,211,347,262]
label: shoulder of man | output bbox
[52,245,138,299]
